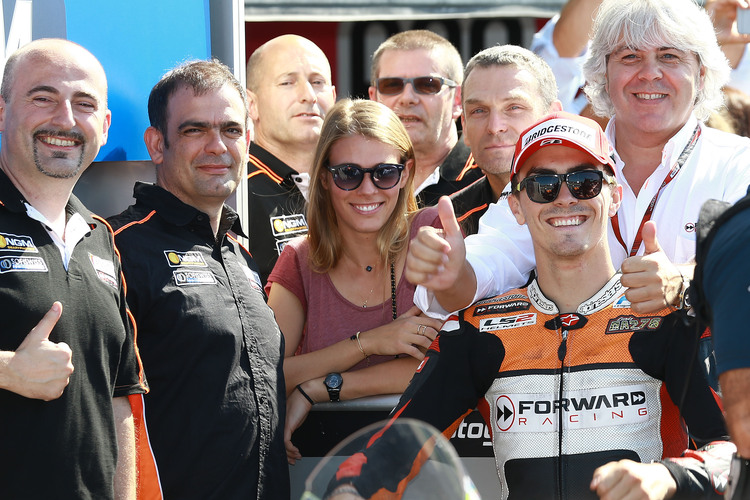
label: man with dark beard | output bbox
[0,39,147,499]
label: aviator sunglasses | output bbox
[375,76,457,95]
[515,170,615,204]
[327,163,405,191]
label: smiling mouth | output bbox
[36,135,81,147]
[549,216,586,227]
[296,112,320,118]
[634,93,667,100]
[353,203,382,213]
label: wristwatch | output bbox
[324,372,343,402]
[676,274,692,310]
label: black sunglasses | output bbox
[515,170,615,204]
[327,163,405,191]
[375,76,457,96]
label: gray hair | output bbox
[583,0,730,121]
[464,44,558,111]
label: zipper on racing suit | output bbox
[557,328,569,500]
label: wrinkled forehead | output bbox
[15,48,108,101]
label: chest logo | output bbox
[606,315,663,334]
[173,269,217,286]
[270,214,307,237]
[89,253,118,290]
[164,250,207,267]
[479,313,536,332]
[0,255,47,273]
[0,232,38,253]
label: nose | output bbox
[396,81,419,106]
[205,129,228,155]
[554,180,578,206]
[638,55,663,81]
[487,109,509,136]
[357,172,380,194]
[299,80,318,103]
[51,100,76,129]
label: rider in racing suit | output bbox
[329,112,733,500]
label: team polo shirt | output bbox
[109,182,288,500]
[245,142,307,285]
[416,136,483,207]
[451,176,510,236]
[416,116,750,318]
[0,169,147,499]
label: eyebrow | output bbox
[178,120,244,130]
[28,85,100,104]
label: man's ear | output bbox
[247,89,260,122]
[608,183,623,217]
[451,85,462,121]
[143,126,165,166]
[100,109,112,146]
[0,95,7,133]
[508,192,526,226]
[368,86,378,101]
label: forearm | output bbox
[284,336,367,395]
[720,369,750,456]
[553,0,602,57]
[433,260,477,313]
[113,396,136,500]
[299,357,420,403]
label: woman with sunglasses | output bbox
[265,99,444,464]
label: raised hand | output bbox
[0,302,74,400]
[621,221,685,314]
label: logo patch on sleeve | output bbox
[0,255,47,273]
[173,269,217,286]
[164,250,207,267]
[479,313,536,332]
[0,232,38,253]
[89,253,118,289]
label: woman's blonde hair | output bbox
[307,99,417,272]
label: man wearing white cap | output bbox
[327,112,732,500]
[407,0,750,322]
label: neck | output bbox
[0,161,75,236]
[613,130,666,197]
[339,230,382,269]
[254,137,315,174]
[412,128,458,188]
[534,247,616,313]
[486,172,511,201]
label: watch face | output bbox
[325,373,343,389]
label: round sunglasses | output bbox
[375,76,457,96]
[327,163,405,191]
[515,170,615,203]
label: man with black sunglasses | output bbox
[408,0,750,330]
[327,112,732,500]
[368,30,483,207]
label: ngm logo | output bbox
[164,250,207,267]
[271,214,307,237]
[0,232,38,252]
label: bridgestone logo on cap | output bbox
[522,120,596,149]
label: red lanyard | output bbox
[611,125,701,257]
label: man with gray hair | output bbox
[407,0,750,323]
[450,45,562,235]
[369,30,482,207]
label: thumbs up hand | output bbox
[620,221,686,313]
[0,302,74,400]
[405,196,466,292]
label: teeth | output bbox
[551,217,584,227]
[400,117,419,122]
[355,204,379,212]
[634,93,666,100]
[42,137,76,147]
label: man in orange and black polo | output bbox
[245,35,336,284]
